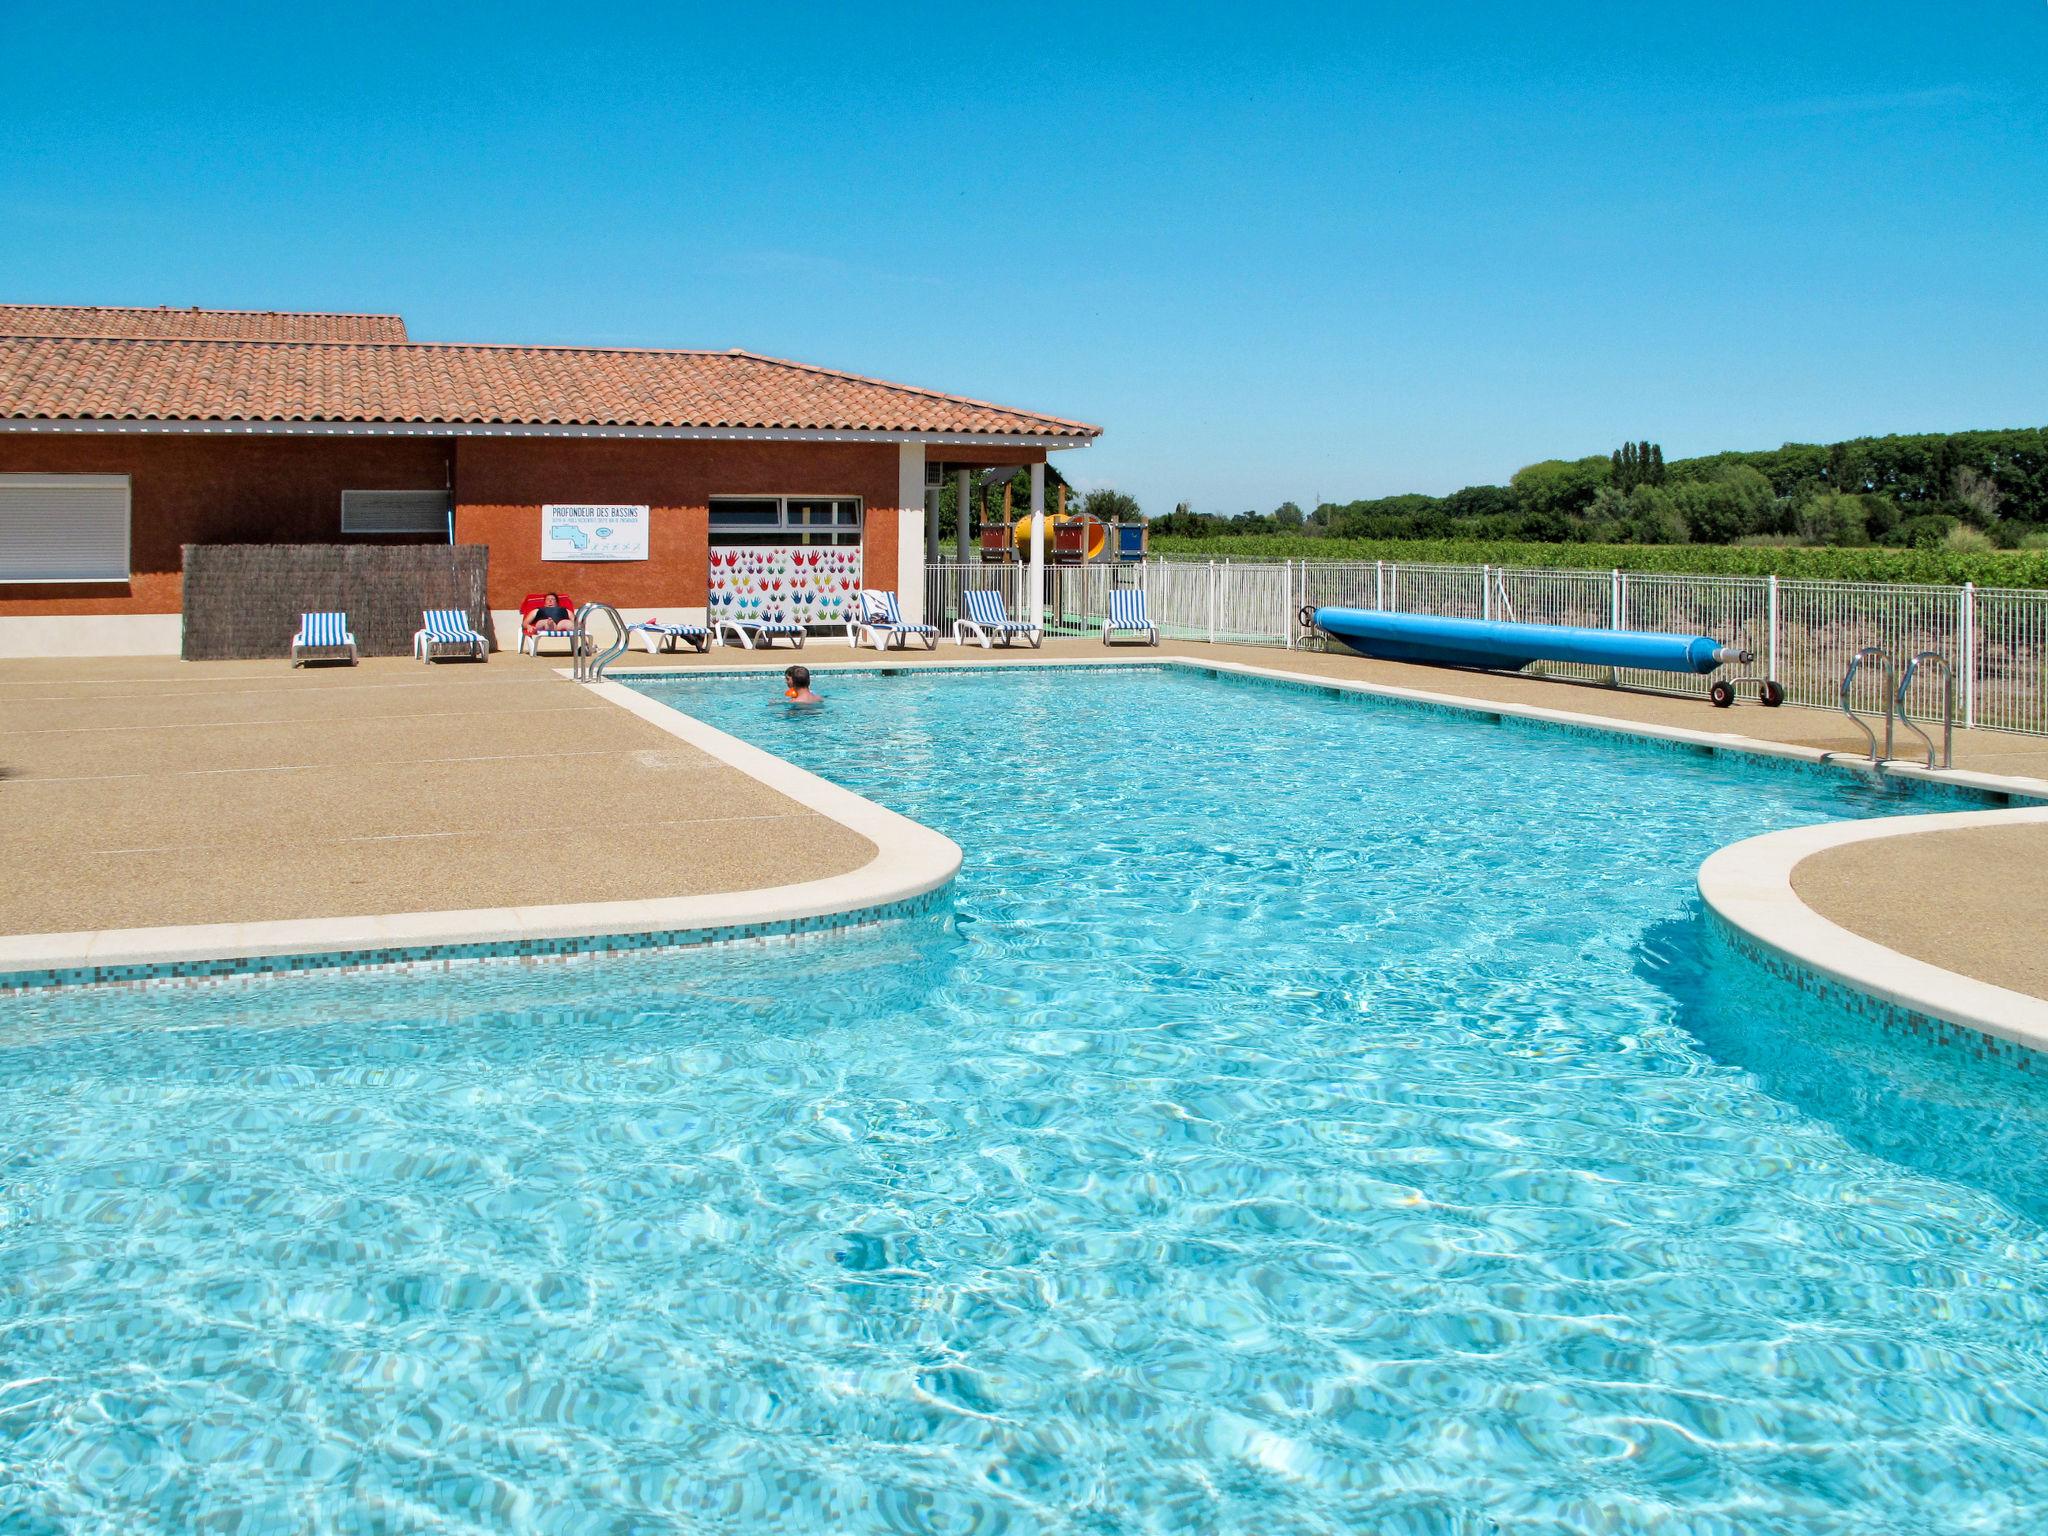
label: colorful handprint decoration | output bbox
[709,546,863,627]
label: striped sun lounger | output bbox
[849,589,939,652]
[413,608,489,662]
[953,589,1041,649]
[1104,588,1158,646]
[290,611,357,666]
[632,621,713,654]
[714,619,807,650]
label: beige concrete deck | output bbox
[5,638,2046,1004]
[0,654,874,935]
[1791,824,2048,1002]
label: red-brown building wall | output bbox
[0,432,926,616]
[0,434,453,616]
[452,437,905,610]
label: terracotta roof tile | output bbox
[0,335,1099,439]
[0,304,408,343]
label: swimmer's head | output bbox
[785,665,810,690]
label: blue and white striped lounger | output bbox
[290,611,357,666]
[714,619,807,650]
[631,621,713,655]
[954,589,1041,649]
[849,589,939,651]
[1104,588,1158,646]
[413,608,489,662]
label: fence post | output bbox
[1962,581,1977,729]
[1766,574,1779,682]
[1609,569,1623,629]
[1482,563,1492,621]
[1375,559,1384,611]
[1208,560,1218,645]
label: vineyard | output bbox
[1148,536,2048,590]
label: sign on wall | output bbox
[541,504,649,561]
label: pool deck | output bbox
[1790,821,2048,1002]
[3,639,2046,1011]
[0,655,881,940]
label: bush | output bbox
[1894,513,1958,549]
[1509,457,1611,520]
[1144,535,2048,588]
[1672,464,1778,544]
[1794,493,1870,547]
[1945,524,1995,553]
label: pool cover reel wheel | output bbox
[1710,676,1787,710]
[1295,604,1331,651]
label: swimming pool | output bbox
[5,663,2048,1532]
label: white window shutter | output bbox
[0,474,131,582]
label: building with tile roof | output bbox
[0,306,1099,655]
[0,304,410,343]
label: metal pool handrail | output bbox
[572,603,629,682]
[1897,650,1956,769]
[1839,645,1897,765]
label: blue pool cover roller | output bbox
[1313,608,1749,675]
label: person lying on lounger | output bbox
[524,594,573,639]
[784,665,822,705]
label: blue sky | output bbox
[3,2,2043,514]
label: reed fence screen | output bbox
[181,544,491,660]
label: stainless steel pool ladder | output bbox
[1896,650,1956,769]
[571,602,629,682]
[1839,645,1897,764]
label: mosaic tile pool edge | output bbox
[0,889,948,998]
[1704,908,2040,1068]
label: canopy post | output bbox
[955,468,972,565]
[1027,463,1046,636]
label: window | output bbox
[341,489,452,536]
[0,474,130,583]
[708,496,862,547]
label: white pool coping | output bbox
[1697,807,2048,1053]
[8,646,2044,992]
[639,651,2048,1053]
[1185,657,2048,799]
[1192,656,2048,1051]
[620,650,2048,801]
[0,680,960,985]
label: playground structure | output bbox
[969,478,1146,565]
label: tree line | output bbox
[1143,427,2048,551]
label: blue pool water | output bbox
[5,664,2048,1534]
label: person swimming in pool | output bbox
[784,664,821,705]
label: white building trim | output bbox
[0,417,1093,450]
[0,612,181,658]
[896,444,927,623]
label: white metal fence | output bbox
[923,560,1290,645]
[920,556,2048,736]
